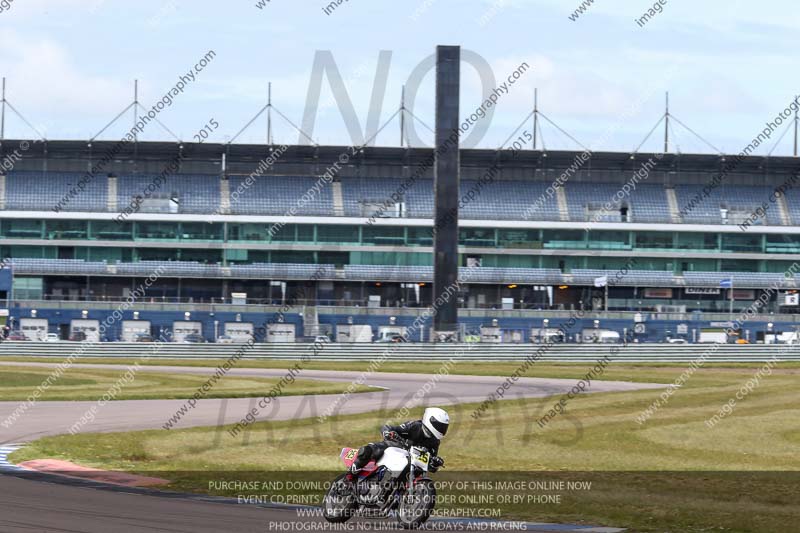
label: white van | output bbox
[582,329,620,343]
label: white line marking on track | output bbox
[0,444,24,472]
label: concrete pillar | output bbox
[433,45,460,334]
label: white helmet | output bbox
[422,407,450,440]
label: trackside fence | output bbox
[0,342,798,363]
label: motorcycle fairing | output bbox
[375,446,411,477]
[339,447,379,477]
[341,446,428,480]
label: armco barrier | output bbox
[0,342,799,363]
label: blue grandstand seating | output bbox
[460,179,561,221]
[674,185,782,225]
[344,265,433,282]
[629,184,673,223]
[565,183,672,223]
[117,174,220,214]
[230,263,335,279]
[342,178,422,218]
[10,258,109,275]
[570,269,675,286]
[7,171,107,212]
[114,260,222,277]
[8,259,337,280]
[228,175,334,216]
[683,271,792,288]
[465,267,564,284]
[7,258,799,290]
[341,178,561,221]
[566,183,624,222]
[343,265,566,284]
[0,171,790,227]
[779,187,800,225]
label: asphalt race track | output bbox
[0,363,660,532]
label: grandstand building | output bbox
[1,139,799,342]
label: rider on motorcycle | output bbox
[347,407,449,480]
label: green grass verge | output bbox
[0,365,378,401]
[3,354,799,381]
[9,364,800,532]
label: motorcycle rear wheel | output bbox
[396,479,436,529]
[322,474,357,523]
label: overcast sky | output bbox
[0,0,797,155]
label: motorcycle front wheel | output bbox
[396,478,436,529]
[322,474,357,523]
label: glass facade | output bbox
[0,219,797,272]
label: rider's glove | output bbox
[383,430,399,441]
[430,456,445,470]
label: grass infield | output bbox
[0,365,378,401]
[3,354,799,380]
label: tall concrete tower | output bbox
[432,45,461,338]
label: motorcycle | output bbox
[323,439,443,529]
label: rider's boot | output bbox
[345,463,360,482]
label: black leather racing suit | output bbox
[352,420,440,470]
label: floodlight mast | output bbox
[794,95,798,157]
[532,88,538,150]
[1,77,5,141]
[400,85,406,147]
[0,78,47,144]
[664,92,670,154]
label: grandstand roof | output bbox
[3,139,800,181]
